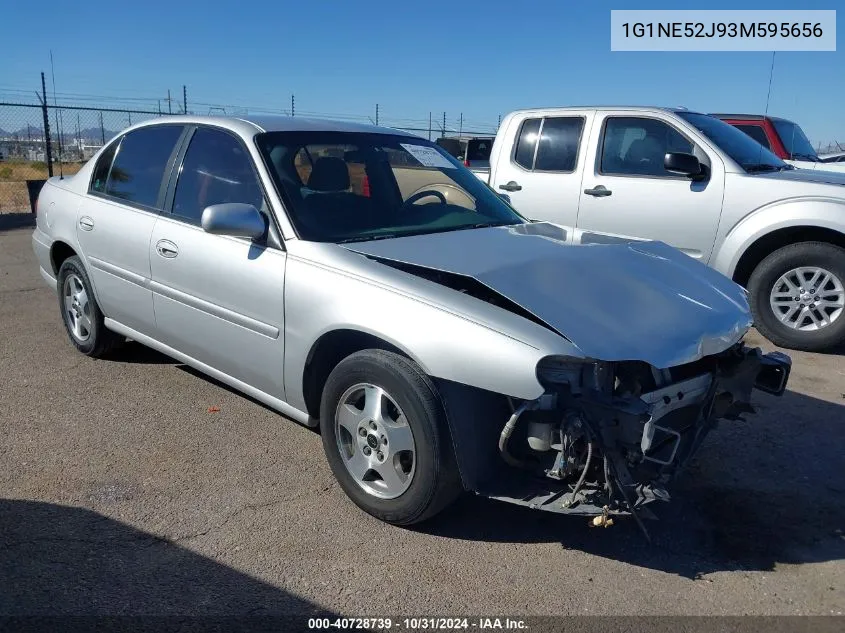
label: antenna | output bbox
[759,51,776,165]
[50,50,64,179]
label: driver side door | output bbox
[149,125,287,399]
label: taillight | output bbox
[361,175,370,197]
[464,159,470,167]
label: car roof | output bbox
[711,113,795,124]
[503,106,702,115]
[124,114,423,139]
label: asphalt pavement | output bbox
[1,216,843,618]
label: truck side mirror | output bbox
[664,152,703,179]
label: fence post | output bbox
[183,85,187,114]
[291,94,295,117]
[40,72,53,177]
[99,112,105,145]
[375,104,379,126]
[428,112,432,140]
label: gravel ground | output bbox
[1,217,843,619]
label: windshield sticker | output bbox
[400,143,457,169]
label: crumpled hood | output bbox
[343,222,752,368]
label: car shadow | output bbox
[419,388,845,579]
[105,340,177,364]
[0,498,335,620]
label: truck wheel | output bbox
[747,242,845,351]
[319,349,462,525]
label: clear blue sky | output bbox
[2,0,842,144]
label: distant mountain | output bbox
[0,126,120,143]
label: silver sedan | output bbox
[32,115,790,533]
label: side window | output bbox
[534,117,584,172]
[513,118,541,169]
[90,140,118,193]
[172,128,265,224]
[599,117,694,177]
[106,125,183,207]
[735,124,771,149]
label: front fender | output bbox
[282,252,579,414]
[712,198,845,278]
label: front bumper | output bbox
[486,344,792,528]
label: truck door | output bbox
[574,111,724,262]
[489,111,594,242]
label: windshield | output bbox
[256,131,524,243]
[677,112,788,173]
[772,119,819,161]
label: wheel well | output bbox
[50,241,77,275]
[302,330,405,419]
[732,226,845,288]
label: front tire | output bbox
[747,241,845,351]
[57,256,123,357]
[319,349,462,525]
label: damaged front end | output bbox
[493,343,791,538]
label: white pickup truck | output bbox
[479,106,845,352]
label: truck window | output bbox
[513,118,541,169]
[599,117,693,178]
[534,117,584,172]
[734,124,771,149]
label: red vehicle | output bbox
[711,113,821,163]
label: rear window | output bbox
[105,125,183,207]
[534,117,584,172]
[733,124,771,149]
[435,138,463,158]
[466,138,493,161]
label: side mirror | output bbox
[201,203,266,239]
[664,152,703,179]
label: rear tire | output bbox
[747,241,845,351]
[57,256,123,358]
[319,349,462,525]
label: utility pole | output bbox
[183,85,187,114]
[40,72,53,177]
[375,103,379,126]
[291,94,295,117]
[167,89,172,114]
[497,114,501,130]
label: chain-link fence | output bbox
[0,102,170,213]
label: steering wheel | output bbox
[403,189,447,207]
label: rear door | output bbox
[489,111,594,241]
[77,124,186,334]
[149,125,286,398]
[574,111,724,261]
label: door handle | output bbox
[155,239,179,259]
[498,181,522,192]
[584,185,612,197]
[79,216,94,231]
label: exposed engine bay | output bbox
[494,344,791,538]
